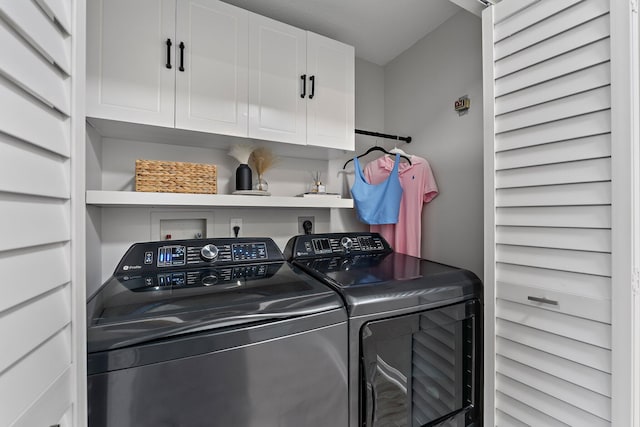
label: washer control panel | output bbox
[115,238,281,275]
[285,232,391,259]
[118,261,280,292]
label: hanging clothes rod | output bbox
[355,129,412,144]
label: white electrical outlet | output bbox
[230,218,243,237]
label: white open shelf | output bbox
[86,190,354,209]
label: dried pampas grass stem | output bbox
[249,147,277,175]
[228,144,253,164]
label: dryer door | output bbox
[360,299,482,427]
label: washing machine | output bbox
[87,237,348,427]
[285,232,483,427]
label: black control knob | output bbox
[340,237,353,252]
[202,274,218,286]
[200,244,219,261]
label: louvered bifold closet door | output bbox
[0,0,76,426]
[487,1,613,426]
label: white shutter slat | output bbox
[496,62,611,115]
[496,226,611,253]
[497,281,611,323]
[496,263,611,300]
[496,110,610,152]
[0,197,70,252]
[0,134,69,198]
[496,408,531,427]
[0,285,70,374]
[11,367,72,427]
[34,0,71,35]
[0,0,70,74]
[496,300,611,348]
[496,158,611,189]
[495,14,610,79]
[496,393,569,427]
[495,38,610,97]
[496,205,611,229]
[0,19,69,115]
[495,0,609,61]
[496,182,611,207]
[0,243,70,313]
[0,75,69,157]
[493,0,540,28]
[496,86,611,133]
[497,375,610,427]
[496,245,611,276]
[494,0,580,42]
[497,356,611,421]
[497,337,611,396]
[496,319,611,373]
[496,134,611,169]
[0,328,71,427]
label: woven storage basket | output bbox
[135,159,217,194]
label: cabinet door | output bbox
[175,0,248,136]
[306,32,355,150]
[248,13,307,145]
[86,0,176,127]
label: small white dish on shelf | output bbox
[232,190,271,196]
[296,192,341,198]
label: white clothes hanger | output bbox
[387,140,412,160]
[389,145,408,156]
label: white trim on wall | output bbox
[610,1,636,426]
[71,0,88,425]
[481,6,496,426]
[631,3,640,426]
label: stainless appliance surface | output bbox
[87,237,348,427]
[286,232,483,427]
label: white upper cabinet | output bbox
[248,14,355,149]
[248,14,307,145]
[87,0,248,135]
[175,0,248,136]
[87,0,353,150]
[306,31,354,150]
[87,0,176,127]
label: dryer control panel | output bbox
[284,232,392,259]
[114,237,282,275]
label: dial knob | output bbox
[340,236,353,251]
[202,274,218,286]
[200,244,219,261]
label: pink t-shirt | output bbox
[364,155,438,257]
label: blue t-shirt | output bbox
[351,154,403,224]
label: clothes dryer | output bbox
[286,232,483,427]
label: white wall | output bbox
[384,10,484,276]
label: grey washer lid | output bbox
[87,262,344,354]
[293,252,482,317]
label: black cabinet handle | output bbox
[179,42,185,72]
[309,75,315,99]
[300,74,306,98]
[165,39,172,69]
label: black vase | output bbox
[235,164,252,191]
